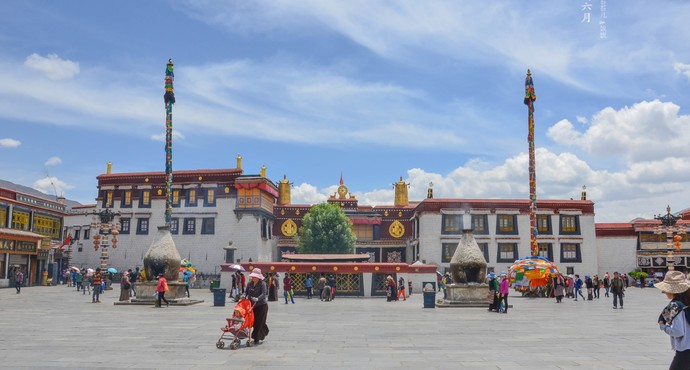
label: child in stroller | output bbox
[216,298,255,350]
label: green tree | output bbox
[295,202,356,254]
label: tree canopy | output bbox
[295,202,356,254]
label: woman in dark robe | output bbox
[267,273,277,301]
[245,268,269,345]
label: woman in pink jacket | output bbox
[498,272,509,314]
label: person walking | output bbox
[386,275,397,302]
[603,272,611,298]
[91,268,103,303]
[75,270,83,292]
[574,274,585,301]
[155,273,170,307]
[305,274,313,299]
[129,268,139,297]
[585,276,593,300]
[119,272,131,302]
[554,273,565,303]
[267,273,277,301]
[328,274,337,301]
[593,275,600,299]
[442,273,451,300]
[283,273,295,304]
[655,271,690,369]
[611,271,625,309]
[319,273,329,301]
[397,276,407,301]
[245,268,269,345]
[498,272,509,313]
[82,270,91,295]
[15,269,23,294]
[488,272,499,311]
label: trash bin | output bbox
[210,279,220,292]
[213,288,226,307]
[423,282,436,308]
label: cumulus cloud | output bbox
[24,53,80,81]
[33,177,74,196]
[151,131,186,142]
[674,62,690,82]
[0,138,21,148]
[44,156,62,166]
[547,100,690,162]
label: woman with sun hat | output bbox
[654,270,690,369]
[245,268,269,345]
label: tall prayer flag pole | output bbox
[164,59,175,226]
[524,69,538,256]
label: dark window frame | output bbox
[441,242,457,263]
[183,218,196,234]
[121,190,132,208]
[186,189,198,207]
[559,215,580,235]
[477,242,490,263]
[172,190,181,208]
[560,243,582,263]
[441,214,463,235]
[83,228,90,240]
[204,189,216,207]
[169,218,179,235]
[538,243,553,261]
[496,214,518,235]
[497,243,518,263]
[139,190,151,208]
[136,219,149,235]
[536,214,552,235]
[120,218,130,234]
[471,214,489,235]
[201,217,215,235]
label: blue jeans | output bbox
[284,290,294,304]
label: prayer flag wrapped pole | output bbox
[164,59,175,225]
[524,69,538,256]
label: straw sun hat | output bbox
[654,271,690,294]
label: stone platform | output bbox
[114,281,204,306]
[436,283,489,307]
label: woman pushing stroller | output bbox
[244,268,270,345]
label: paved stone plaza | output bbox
[0,285,678,369]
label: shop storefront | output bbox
[0,228,44,288]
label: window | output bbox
[560,243,581,262]
[441,214,462,234]
[373,224,381,240]
[472,215,488,234]
[12,210,30,230]
[136,219,149,235]
[537,214,551,234]
[496,215,518,235]
[478,242,489,262]
[0,207,7,228]
[74,229,81,240]
[538,243,553,261]
[187,189,197,207]
[33,215,61,238]
[183,218,196,234]
[497,243,518,263]
[172,190,180,207]
[354,224,373,241]
[140,190,151,208]
[261,218,268,239]
[122,191,132,208]
[560,215,580,234]
[561,243,582,262]
[83,229,90,240]
[170,218,179,234]
[103,191,113,208]
[201,218,215,234]
[205,189,216,207]
[120,218,130,234]
[442,242,457,263]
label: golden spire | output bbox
[236,154,242,170]
[278,175,292,205]
[106,161,112,174]
[394,176,409,206]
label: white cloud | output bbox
[547,100,690,162]
[576,116,588,124]
[24,53,80,81]
[0,138,21,148]
[151,130,186,142]
[33,177,74,196]
[674,62,690,82]
[44,156,62,166]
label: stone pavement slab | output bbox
[0,286,676,369]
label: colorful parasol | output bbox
[509,256,559,287]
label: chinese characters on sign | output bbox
[581,1,607,40]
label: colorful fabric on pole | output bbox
[509,256,559,287]
[164,60,175,105]
[164,59,175,225]
[524,69,536,106]
[525,69,538,256]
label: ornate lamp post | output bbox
[654,205,684,271]
[90,209,121,271]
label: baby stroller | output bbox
[216,298,255,350]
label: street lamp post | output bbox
[654,205,684,271]
[90,209,121,272]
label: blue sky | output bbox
[1,1,690,222]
